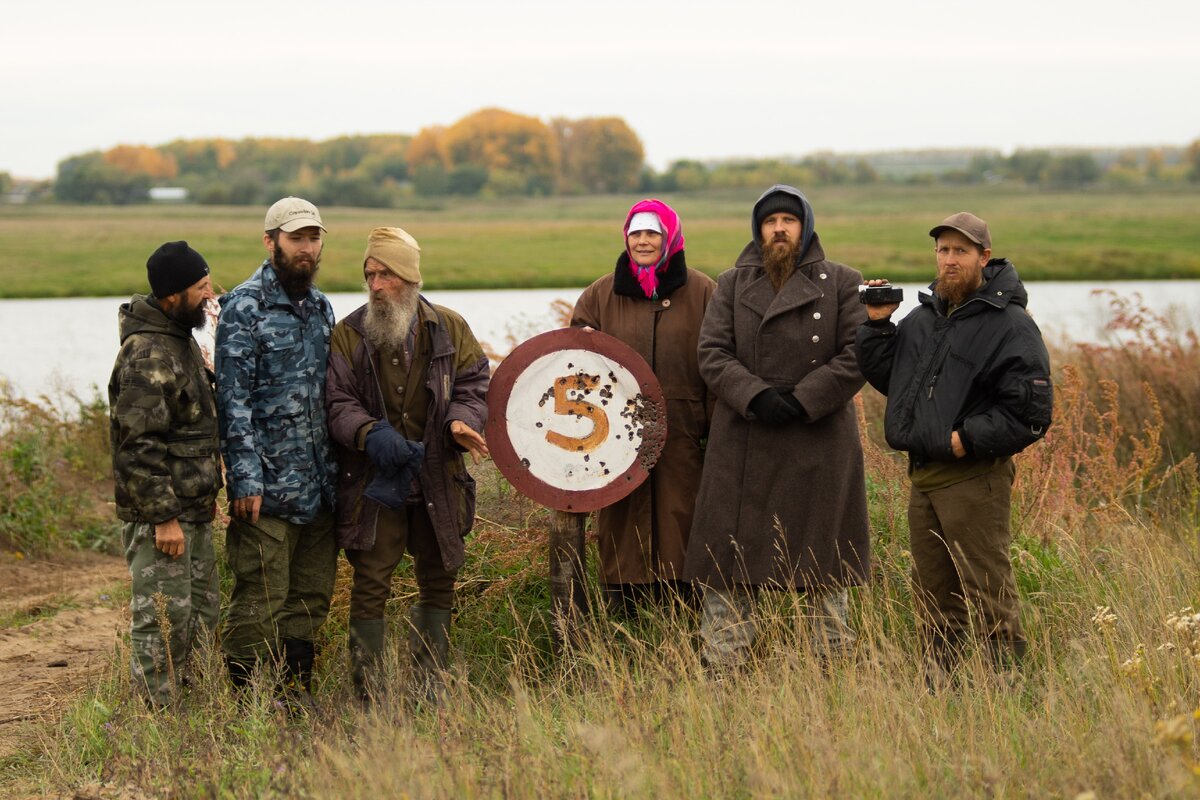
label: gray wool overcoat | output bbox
[683,234,871,590]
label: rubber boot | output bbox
[924,628,963,693]
[986,635,1028,673]
[226,655,256,692]
[602,584,639,619]
[281,637,317,716]
[408,606,451,707]
[349,618,386,706]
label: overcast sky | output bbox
[4,0,1198,179]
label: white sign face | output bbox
[505,348,651,492]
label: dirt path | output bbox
[0,552,127,762]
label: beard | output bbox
[762,236,799,292]
[363,281,422,352]
[273,247,320,296]
[935,269,983,307]
[169,297,211,331]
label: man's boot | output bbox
[281,637,317,716]
[408,606,451,707]
[226,655,256,692]
[986,634,1028,675]
[349,618,386,706]
[924,628,962,693]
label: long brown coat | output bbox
[683,235,870,590]
[572,253,716,585]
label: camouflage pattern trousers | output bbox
[221,510,337,662]
[122,521,218,706]
[698,584,857,666]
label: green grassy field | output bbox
[1,185,1199,297]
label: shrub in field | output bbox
[1065,290,1200,460]
[0,385,118,555]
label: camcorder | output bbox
[858,284,904,305]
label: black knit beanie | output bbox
[753,191,805,237]
[146,241,209,298]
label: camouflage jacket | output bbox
[109,295,222,524]
[215,261,337,524]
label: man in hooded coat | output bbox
[684,185,870,667]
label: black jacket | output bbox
[856,259,1052,465]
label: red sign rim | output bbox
[485,327,667,512]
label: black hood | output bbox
[117,294,192,344]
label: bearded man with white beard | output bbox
[325,226,489,705]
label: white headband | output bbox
[628,212,663,234]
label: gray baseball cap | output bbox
[264,196,326,233]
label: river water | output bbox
[1,281,1197,403]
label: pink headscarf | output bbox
[623,199,685,300]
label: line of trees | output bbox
[29,110,1200,206]
[51,108,646,206]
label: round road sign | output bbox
[486,327,667,512]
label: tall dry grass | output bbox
[8,304,1200,798]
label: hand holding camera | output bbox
[859,280,903,321]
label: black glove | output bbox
[364,420,417,472]
[775,387,806,420]
[749,387,802,426]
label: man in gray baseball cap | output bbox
[856,211,1052,686]
[214,197,338,709]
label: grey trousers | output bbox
[698,584,857,666]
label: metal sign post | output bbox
[486,328,667,649]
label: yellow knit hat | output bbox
[363,226,421,282]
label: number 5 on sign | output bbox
[486,328,667,513]
[546,374,609,452]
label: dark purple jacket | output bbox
[325,299,489,569]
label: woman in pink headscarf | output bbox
[571,199,716,616]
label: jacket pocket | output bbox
[164,436,220,499]
[257,330,305,386]
[1022,377,1053,432]
[453,469,477,537]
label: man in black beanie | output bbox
[684,185,871,670]
[109,240,221,707]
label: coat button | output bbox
[819,273,827,280]
[813,312,822,320]
[392,357,400,366]
[662,299,671,308]
[396,386,404,394]
[812,335,820,343]
[403,412,410,419]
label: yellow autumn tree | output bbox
[103,145,178,179]
[440,108,560,195]
[553,116,644,194]
[406,126,449,170]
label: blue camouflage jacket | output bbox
[215,261,337,524]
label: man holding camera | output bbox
[684,184,870,669]
[856,212,1052,680]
